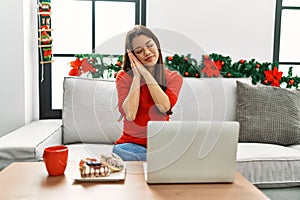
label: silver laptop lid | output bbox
[146,121,239,184]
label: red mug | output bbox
[43,145,68,176]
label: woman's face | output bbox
[131,34,159,68]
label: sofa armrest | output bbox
[0,119,62,170]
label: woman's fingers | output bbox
[127,49,142,67]
[127,49,134,61]
[127,49,141,76]
[127,49,149,78]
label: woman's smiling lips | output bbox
[145,55,155,62]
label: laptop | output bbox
[144,121,239,184]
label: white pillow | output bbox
[62,77,122,144]
[171,78,252,121]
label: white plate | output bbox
[72,166,126,182]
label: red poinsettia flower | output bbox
[81,58,93,73]
[70,58,83,70]
[214,60,222,70]
[69,57,85,76]
[90,68,96,73]
[201,59,222,77]
[264,67,283,87]
[69,68,82,76]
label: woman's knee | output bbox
[113,144,146,161]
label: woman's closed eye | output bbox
[134,48,143,54]
[134,43,155,54]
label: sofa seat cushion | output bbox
[0,120,62,170]
[237,143,300,188]
[66,143,114,162]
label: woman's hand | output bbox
[122,50,142,121]
[127,49,150,78]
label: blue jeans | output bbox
[112,143,147,161]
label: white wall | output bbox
[147,0,276,62]
[24,0,39,123]
[0,0,37,137]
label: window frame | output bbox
[273,0,300,65]
[39,0,146,119]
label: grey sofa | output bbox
[1,76,300,200]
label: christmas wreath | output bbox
[165,53,300,89]
[68,53,300,89]
[69,54,122,79]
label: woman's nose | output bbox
[143,47,151,56]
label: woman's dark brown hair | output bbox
[123,25,166,90]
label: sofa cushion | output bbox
[237,143,300,188]
[171,78,252,121]
[63,77,251,144]
[0,120,62,170]
[289,144,300,151]
[62,77,122,144]
[236,81,300,146]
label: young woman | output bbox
[113,25,183,161]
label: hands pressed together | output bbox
[127,49,151,78]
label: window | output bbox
[39,0,146,119]
[274,0,300,76]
